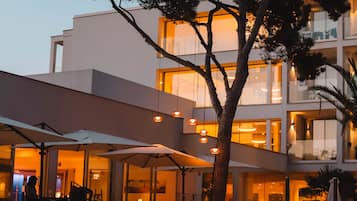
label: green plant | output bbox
[310,58,357,132]
[301,166,356,201]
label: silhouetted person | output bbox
[25,176,39,201]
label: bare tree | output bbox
[108,0,350,200]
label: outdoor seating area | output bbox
[0,115,213,201]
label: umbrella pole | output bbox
[153,167,157,201]
[333,177,337,201]
[285,176,290,201]
[83,150,89,188]
[181,168,186,201]
[39,142,45,199]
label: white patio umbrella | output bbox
[43,129,150,150]
[326,177,341,201]
[98,144,212,201]
[20,129,151,187]
[0,115,75,199]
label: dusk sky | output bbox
[0,1,114,75]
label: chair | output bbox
[69,182,93,201]
[92,189,103,201]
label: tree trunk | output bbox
[211,117,233,201]
[211,57,249,201]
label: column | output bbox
[110,161,125,201]
[45,150,58,197]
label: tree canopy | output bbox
[110,0,351,200]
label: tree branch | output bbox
[237,0,247,51]
[205,6,224,116]
[110,0,206,77]
[242,0,270,57]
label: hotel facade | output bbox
[1,0,357,201]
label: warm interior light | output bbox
[238,127,257,132]
[188,118,197,125]
[251,139,266,144]
[210,147,220,155]
[251,133,266,144]
[153,115,163,123]
[272,96,282,101]
[200,129,208,136]
[172,111,182,118]
[199,137,208,144]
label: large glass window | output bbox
[246,174,285,201]
[344,0,357,38]
[245,173,327,201]
[0,146,11,160]
[57,150,85,197]
[0,145,12,201]
[160,13,238,55]
[202,173,232,201]
[289,48,337,103]
[301,10,337,41]
[0,172,11,200]
[162,63,281,107]
[159,12,268,55]
[196,120,281,152]
[87,151,111,201]
[346,124,357,160]
[288,110,337,161]
[123,165,176,201]
[13,148,41,201]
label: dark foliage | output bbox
[313,0,351,20]
[138,0,199,21]
[300,166,356,201]
[260,0,349,80]
[311,58,357,130]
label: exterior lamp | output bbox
[200,129,208,136]
[153,115,163,123]
[199,136,208,144]
[172,111,182,118]
[210,147,220,155]
[188,118,197,126]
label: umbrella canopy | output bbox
[98,144,211,168]
[327,177,341,201]
[0,115,75,199]
[41,129,150,150]
[98,144,211,201]
[0,116,73,145]
[18,129,151,189]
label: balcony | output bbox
[301,11,337,41]
[344,9,357,38]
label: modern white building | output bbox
[1,1,357,201]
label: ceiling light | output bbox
[153,115,163,123]
[172,111,182,118]
[210,147,220,155]
[199,137,208,144]
[188,118,197,126]
[238,127,257,132]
